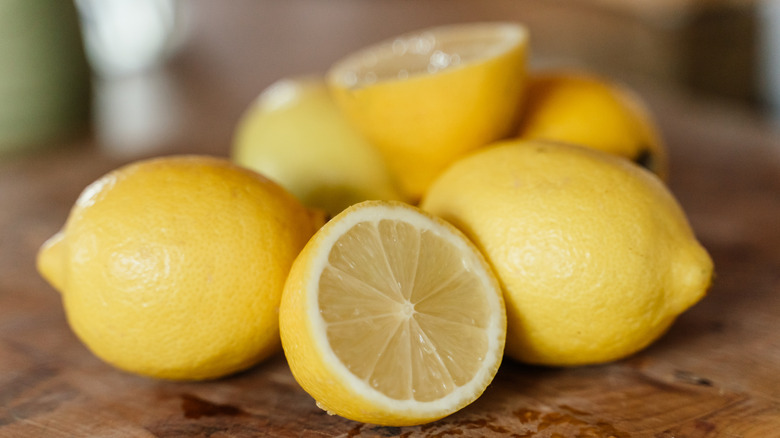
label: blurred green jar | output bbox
[0,0,91,154]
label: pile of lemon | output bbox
[38,22,713,426]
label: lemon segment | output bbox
[327,22,529,200]
[280,201,506,426]
[37,156,322,380]
[517,71,669,179]
[232,76,405,217]
[422,140,712,366]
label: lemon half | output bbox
[327,22,529,200]
[280,201,506,425]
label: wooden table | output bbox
[2,1,779,436]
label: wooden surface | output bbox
[2,1,779,436]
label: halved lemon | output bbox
[279,201,506,426]
[327,22,529,200]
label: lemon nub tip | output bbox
[670,246,715,315]
[37,231,66,293]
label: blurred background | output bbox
[0,0,778,159]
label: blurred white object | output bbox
[93,70,181,155]
[759,0,780,117]
[75,0,190,154]
[76,0,188,77]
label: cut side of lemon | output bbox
[280,201,506,426]
[327,22,529,200]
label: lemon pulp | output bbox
[321,219,492,401]
[335,23,525,87]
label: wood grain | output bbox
[1,1,778,436]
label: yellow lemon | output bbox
[517,71,669,179]
[232,76,405,217]
[327,22,529,201]
[422,140,713,366]
[37,156,322,380]
[280,201,506,426]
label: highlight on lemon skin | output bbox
[422,140,713,366]
[279,200,506,426]
[327,22,529,201]
[516,70,669,179]
[37,155,322,380]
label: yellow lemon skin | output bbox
[517,71,669,179]
[422,140,713,366]
[328,22,529,201]
[37,156,321,380]
[232,76,405,217]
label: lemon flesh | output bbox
[280,201,506,426]
[422,141,713,366]
[327,22,528,200]
[232,76,404,217]
[37,156,321,380]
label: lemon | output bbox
[422,140,713,366]
[232,76,405,217]
[37,156,322,380]
[516,71,669,179]
[327,22,529,200]
[279,201,506,426]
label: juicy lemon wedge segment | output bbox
[280,201,506,426]
[327,22,529,200]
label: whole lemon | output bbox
[37,156,322,380]
[422,140,713,366]
[232,76,404,217]
[516,71,668,179]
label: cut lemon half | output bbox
[327,22,529,200]
[280,201,506,426]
